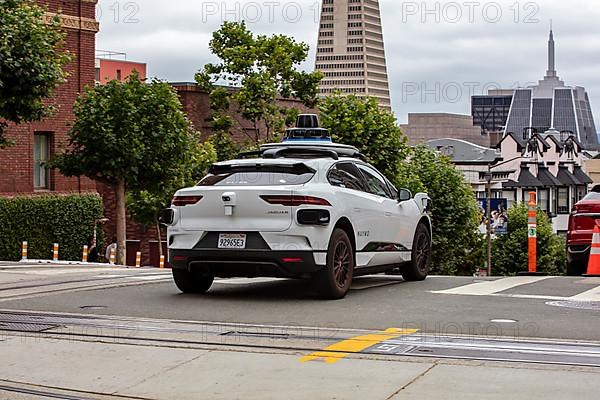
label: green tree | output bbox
[319,94,408,180]
[492,204,566,276]
[397,145,482,275]
[52,73,200,265]
[127,141,216,259]
[196,21,322,145]
[0,0,71,147]
[208,114,240,162]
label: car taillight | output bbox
[172,196,203,206]
[260,195,331,207]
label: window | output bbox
[328,163,365,192]
[538,188,550,213]
[116,69,122,80]
[198,165,314,187]
[557,187,569,214]
[34,133,50,189]
[356,164,393,198]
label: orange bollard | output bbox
[527,192,537,274]
[159,255,165,269]
[584,225,600,277]
[21,241,28,261]
[53,243,59,262]
[135,251,141,268]
[109,247,116,265]
[519,192,546,276]
[82,245,89,263]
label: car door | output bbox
[355,163,407,266]
[328,162,377,267]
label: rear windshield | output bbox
[583,192,600,201]
[198,165,315,186]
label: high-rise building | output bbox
[315,0,392,109]
[504,30,598,149]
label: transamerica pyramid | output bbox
[315,0,392,109]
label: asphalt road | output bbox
[1,263,600,399]
[1,263,599,341]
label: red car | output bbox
[567,186,600,275]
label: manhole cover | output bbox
[79,306,107,310]
[546,301,600,311]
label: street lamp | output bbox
[485,156,522,276]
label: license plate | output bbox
[218,234,247,249]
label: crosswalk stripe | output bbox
[431,276,552,296]
[570,285,600,302]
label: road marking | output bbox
[570,285,600,302]
[300,328,418,364]
[431,276,551,296]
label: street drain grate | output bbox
[79,305,107,310]
[0,322,59,333]
[546,301,600,311]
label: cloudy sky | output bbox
[96,0,600,127]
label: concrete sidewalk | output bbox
[1,332,599,400]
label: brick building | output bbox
[172,83,314,142]
[0,0,99,195]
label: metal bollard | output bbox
[135,251,141,268]
[21,241,28,261]
[109,247,116,265]
[159,255,165,269]
[82,245,89,263]
[53,243,59,262]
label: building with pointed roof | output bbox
[504,30,598,149]
[315,0,392,109]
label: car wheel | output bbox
[172,268,214,294]
[315,229,355,299]
[402,223,431,282]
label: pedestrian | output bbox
[105,237,117,264]
[88,236,99,263]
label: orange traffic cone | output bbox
[584,225,600,277]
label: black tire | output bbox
[315,229,355,299]
[172,268,214,294]
[402,223,432,282]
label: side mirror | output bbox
[398,189,412,202]
[159,209,175,226]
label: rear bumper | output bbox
[169,249,323,278]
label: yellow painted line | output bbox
[300,328,418,364]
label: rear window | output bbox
[583,192,600,201]
[198,164,315,187]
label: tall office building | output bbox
[504,30,598,149]
[315,0,392,109]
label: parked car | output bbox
[567,185,600,275]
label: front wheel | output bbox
[314,229,355,299]
[402,223,432,281]
[172,268,214,294]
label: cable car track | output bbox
[1,310,600,368]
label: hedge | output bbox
[0,194,104,261]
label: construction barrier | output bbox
[21,241,28,261]
[135,251,141,268]
[52,243,59,262]
[109,247,116,265]
[160,255,165,269]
